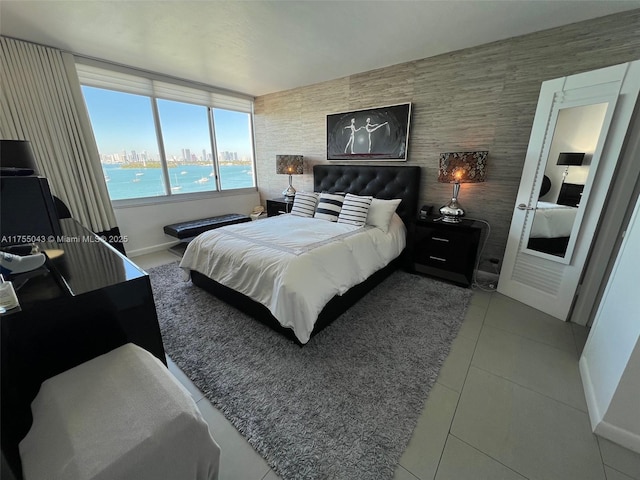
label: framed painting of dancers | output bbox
[326,103,411,161]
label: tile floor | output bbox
[133,250,640,480]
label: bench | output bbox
[163,213,251,242]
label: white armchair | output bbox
[18,343,220,480]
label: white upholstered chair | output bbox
[18,343,220,480]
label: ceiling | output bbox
[2,1,639,97]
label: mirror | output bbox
[525,102,608,258]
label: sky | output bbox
[81,86,253,159]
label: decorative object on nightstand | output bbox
[413,216,482,287]
[276,155,303,199]
[438,151,487,223]
[250,205,266,220]
[556,152,584,183]
[266,198,294,217]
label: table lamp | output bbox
[276,155,303,199]
[557,152,585,183]
[438,151,488,223]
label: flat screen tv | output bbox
[326,103,411,161]
[0,176,62,247]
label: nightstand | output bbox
[266,198,294,217]
[412,216,481,287]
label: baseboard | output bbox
[579,356,602,431]
[125,240,179,258]
[168,242,187,258]
[579,356,640,454]
[475,269,499,287]
[595,419,640,454]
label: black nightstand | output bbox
[557,182,584,207]
[266,198,294,217]
[412,216,481,287]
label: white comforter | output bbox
[530,202,578,238]
[180,214,406,343]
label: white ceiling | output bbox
[2,1,639,97]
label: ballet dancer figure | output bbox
[344,118,362,154]
[364,118,388,153]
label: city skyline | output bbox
[98,148,251,165]
[82,86,254,161]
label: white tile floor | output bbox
[133,250,640,480]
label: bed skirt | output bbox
[190,253,404,345]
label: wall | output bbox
[114,191,259,256]
[580,192,640,453]
[253,10,640,266]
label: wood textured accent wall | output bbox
[254,11,640,268]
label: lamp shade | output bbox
[0,139,39,176]
[438,151,487,183]
[276,155,303,175]
[557,152,585,166]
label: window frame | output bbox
[75,59,257,207]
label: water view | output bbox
[104,164,255,200]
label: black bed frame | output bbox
[191,164,421,344]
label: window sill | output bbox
[111,187,257,209]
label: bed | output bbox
[180,164,420,344]
[526,201,578,255]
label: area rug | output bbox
[148,262,472,480]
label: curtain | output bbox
[0,36,117,233]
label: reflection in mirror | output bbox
[526,103,608,258]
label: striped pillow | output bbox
[337,193,373,227]
[290,192,319,217]
[314,192,345,222]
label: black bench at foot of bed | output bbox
[164,213,252,242]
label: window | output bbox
[213,109,255,190]
[77,62,255,203]
[157,99,215,194]
[82,87,167,200]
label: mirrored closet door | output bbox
[498,60,640,321]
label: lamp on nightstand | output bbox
[276,155,303,199]
[557,152,584,183]
[438,151,487,223]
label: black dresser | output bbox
[1,218,165,479]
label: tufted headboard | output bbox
[313,164,421,223]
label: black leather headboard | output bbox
[313,164,421,222]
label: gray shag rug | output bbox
[148,262,472,480]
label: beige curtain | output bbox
[0,36,117,232]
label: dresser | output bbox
[1,218,165,478]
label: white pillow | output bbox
[314,192,345,222]
[290,192,319,217]
[366,198,402,233]
[337,193,373,227]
